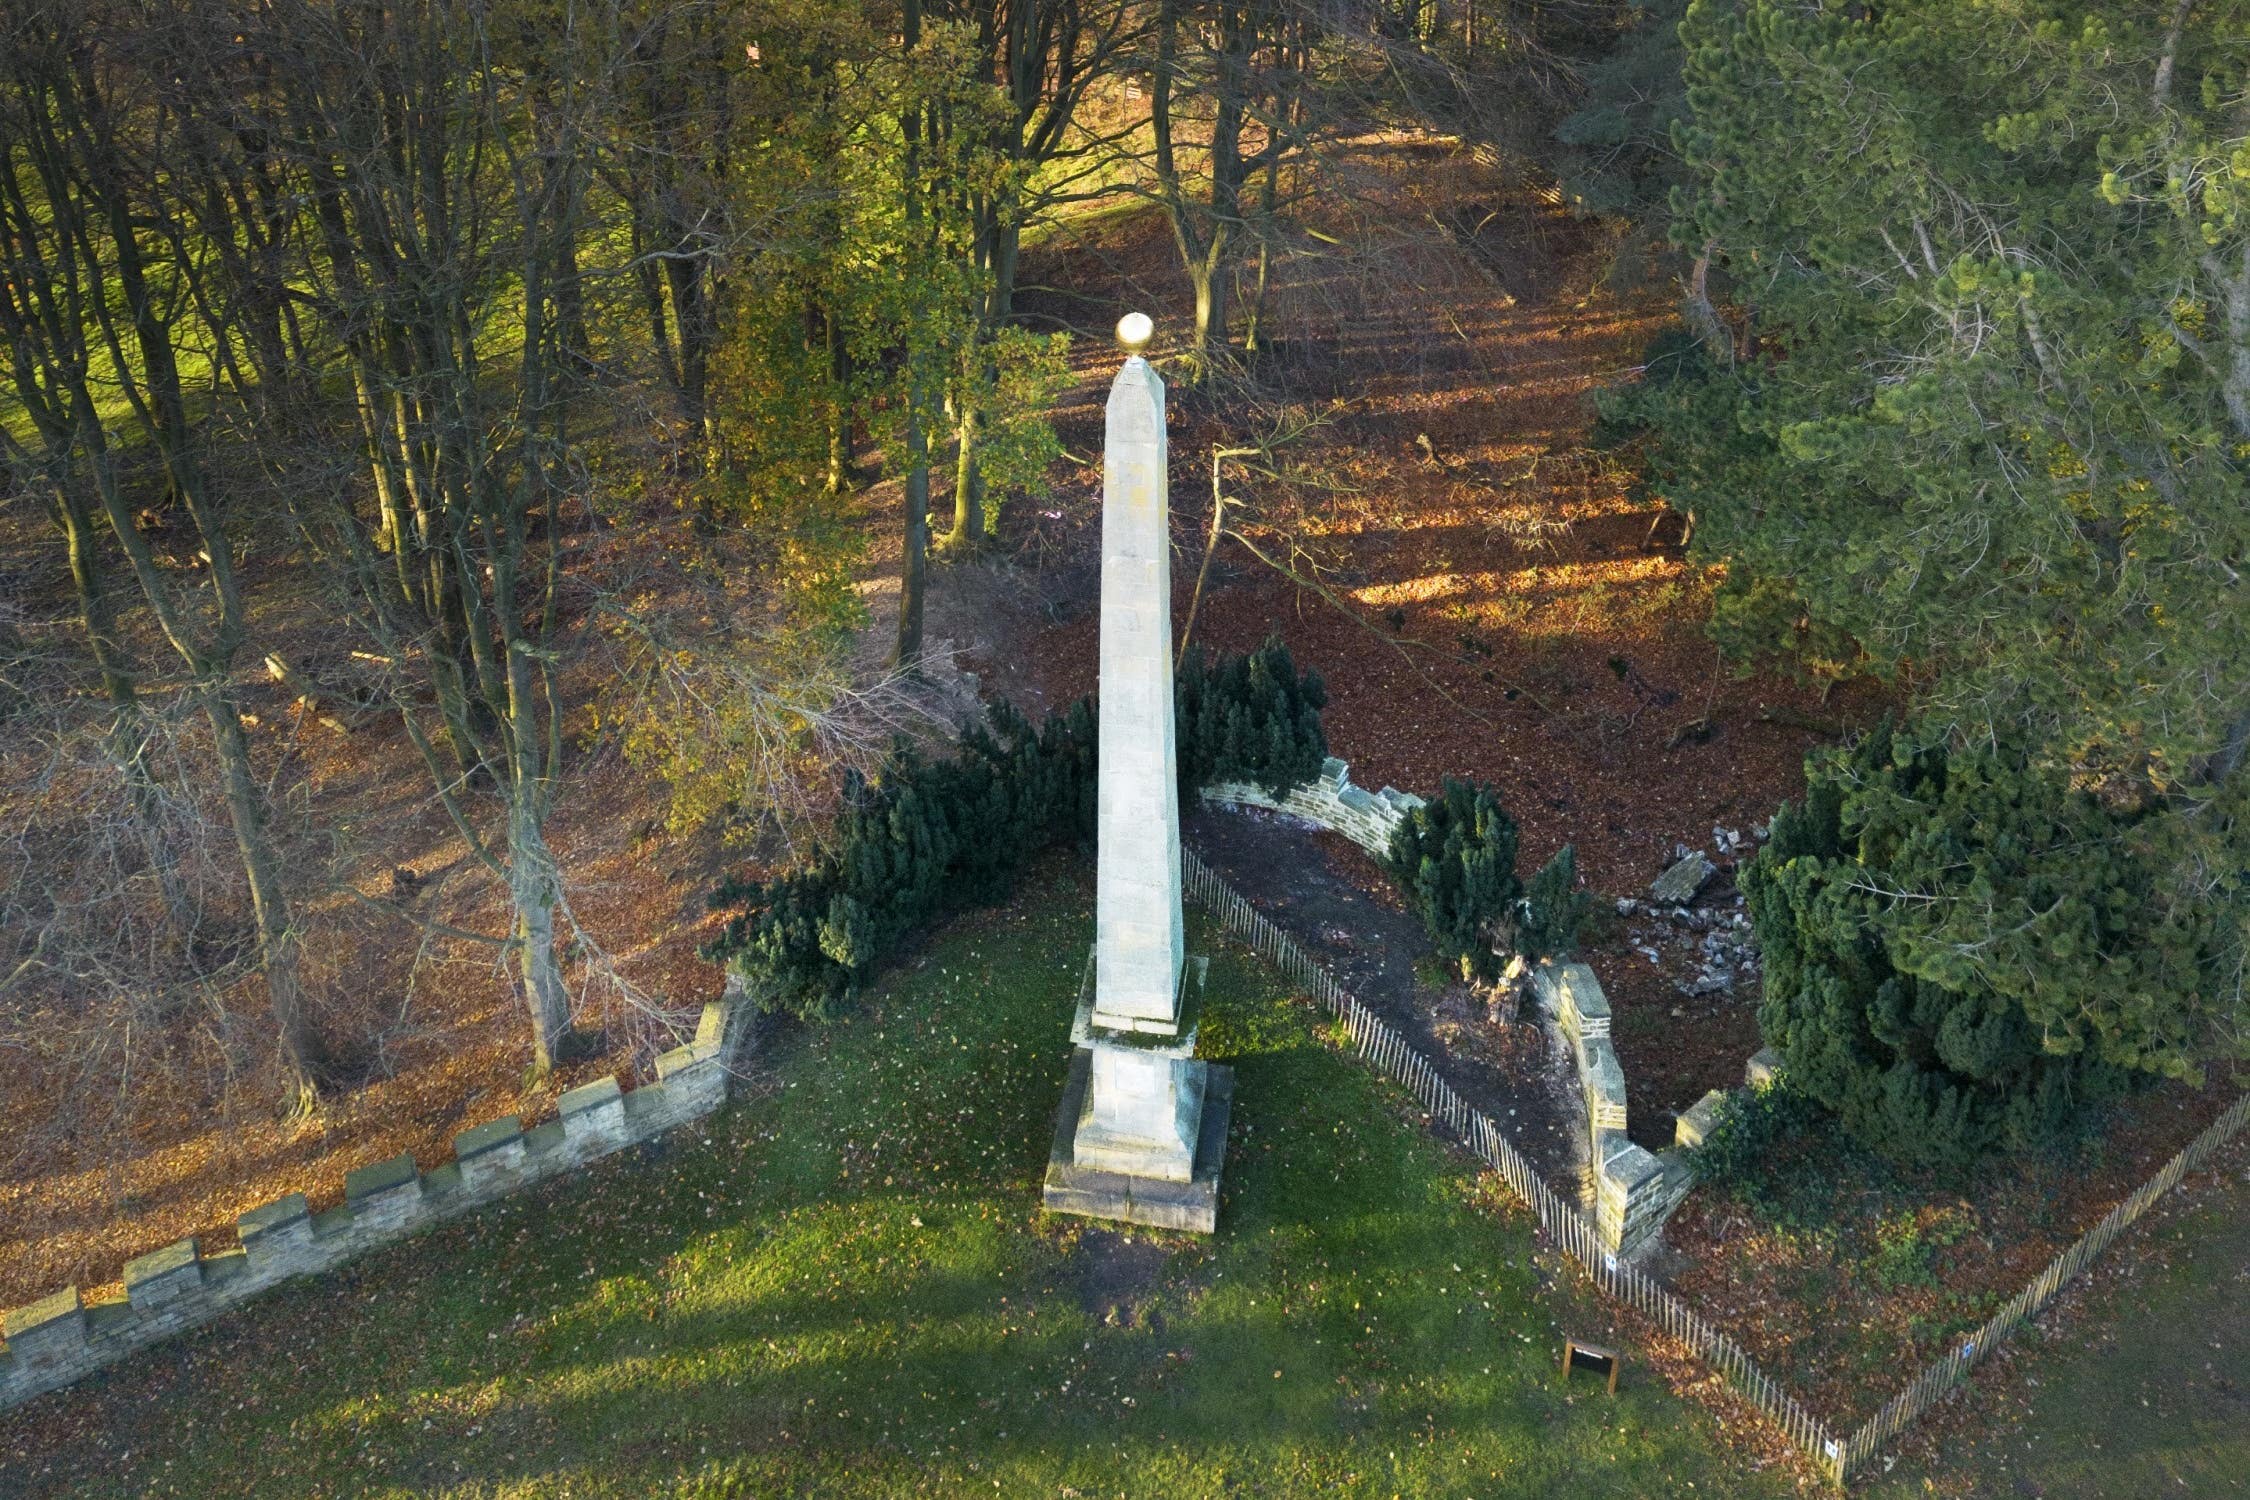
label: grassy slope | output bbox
[1,868,1791,1498]
[1864,1159,2250,1500]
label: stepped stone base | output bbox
[1043,1047,1232,1233]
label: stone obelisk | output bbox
[1042,313,1231,1233]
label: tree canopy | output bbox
[1611,0,2250,786]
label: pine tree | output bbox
[1598,2,2250,1088]
[1553,0,1695,291]
[1520,844,1592,962]
[1627,0,2250,786]
[1742,723,2236,1169]
[1385,778,1523,983]
[1176,638,1328,798]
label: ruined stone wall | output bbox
[1203,760,1696,1258]
[1201,757,1424,857]
[1533,964,1697,1256]
[0,988,750,1412]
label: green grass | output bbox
[1864,1154,2250,1500]
[2,868,1790,1498]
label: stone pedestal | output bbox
[1042,320,1229,1234]
[1073,1047,1205,1180]
[1044,1049,1233,1234]
[1046,947,1230,1228]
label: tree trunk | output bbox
[826,306,855,493]
[991,219,1021,325]
[1684,242,1730,361]
[507,805,575,1072]
[52,470,192,932]
[553,230,593,377]
[634,208,685,403]
[207,683,331,1100]
[663,252,712,445]
[897,403,931,668]
[52,474,136,711]
[1190,246,1230,371]
[946,396,985,548]
[67,71,333,1100]
[1244,157,1280,355]
[895,0,930,667]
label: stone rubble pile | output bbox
[1618,825,1770,999]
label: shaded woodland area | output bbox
[4,0,2247,1419]
[0,0,1623,1300]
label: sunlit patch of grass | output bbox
[7,865,1791,1499]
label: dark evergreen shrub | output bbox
[709,645,1329,1020]
[705,699,1098,1021]
[1383,782,1589,977]
[1520,843,1593,962]
[1384,777,1523,983]
[1688,1078,1877,1235]
[1743,721,2226,1170]
[1176,638,1328,800]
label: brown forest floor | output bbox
[0,592,735,1313]
[0,133,1865,1318]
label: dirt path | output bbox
[1186,805,1583,1187]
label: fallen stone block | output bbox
[1650,851,1715,905]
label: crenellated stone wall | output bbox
[1201,757,1424,857]
[0,986,751,1413]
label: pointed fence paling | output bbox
[1179,851,1843,1473]
[1180,849,2250,1486]
[1833,1087,2250,1475]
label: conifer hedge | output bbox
[1384,777,1587,982]
[1175,640,1328,799]
[707,641,1328,1019]
[1743,722,2236,1169]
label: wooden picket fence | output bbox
[1180,851,1844,1474]
[1180,848,2250,1486]
[1832,1087,2250,1474]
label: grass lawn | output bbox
[1,866,1794,1498]
[1864,1147,2250,1500]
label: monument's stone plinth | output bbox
[1043,315,1231,1233]
[1043,1047,1233,1233]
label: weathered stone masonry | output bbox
[0,988,749,1413]
[1533,963,1696,1256]
[1204,757,1703,1257]
[1202,756,1425,858]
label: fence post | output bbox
[1177,852,2250,1483]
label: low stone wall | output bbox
[1202,756,1423,857]
[1204,758,1697,1257]
[0,988,750,1413]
